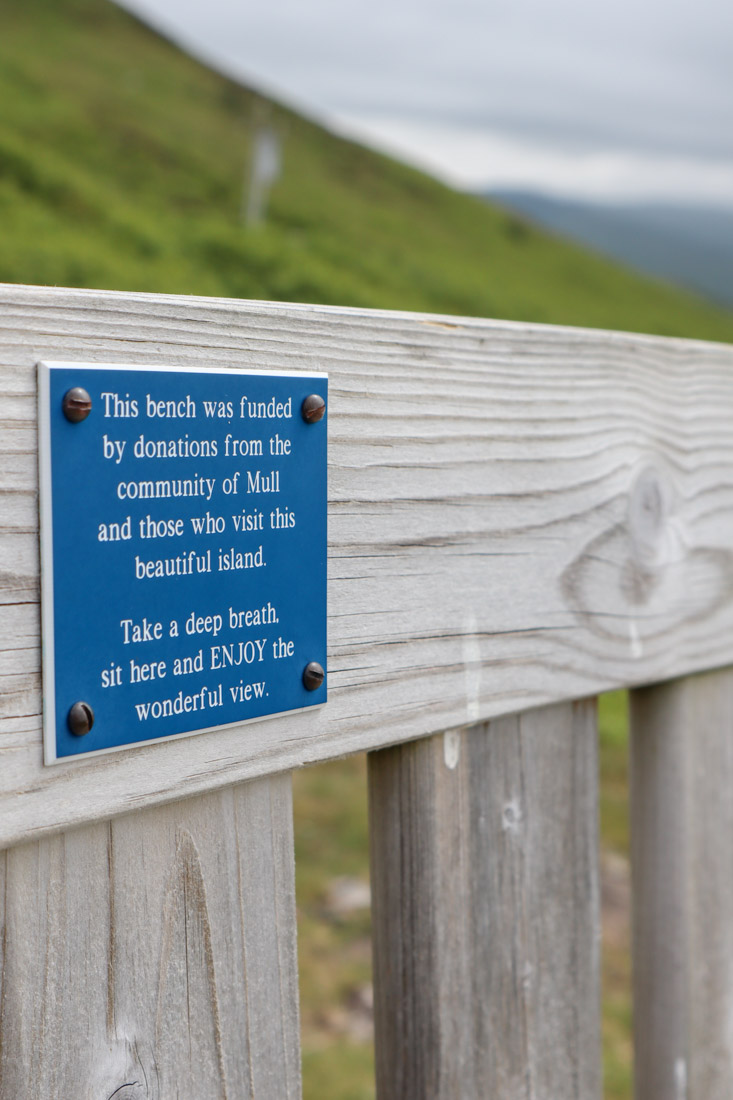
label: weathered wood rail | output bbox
[2,282,733,1097]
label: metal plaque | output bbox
[38,362,327,764]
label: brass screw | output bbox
[301,394,326,423]
[303,662,325,691]
[62,387,92,422]
[67,701,94,735]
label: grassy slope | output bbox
[2,4,727,1099]
[3,0,733,343]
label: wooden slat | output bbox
[368,700,601,1099]
[3,283,733,843]
[631,669,733,1100]
[0,773,301,1098]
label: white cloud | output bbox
[331,115,733,205]
[117,0,733,204]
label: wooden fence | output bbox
[2,282,733,1097]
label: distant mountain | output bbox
[487,191,733,310]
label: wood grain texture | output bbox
[3,283,733,843]
[0,773,301,1099]
[631,669,733,1100]
[368,701,601,1100]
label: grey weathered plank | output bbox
[631,669,733,1100]
[3,282,733,844]
[368,700,601,1100]
[0,773,301,1099]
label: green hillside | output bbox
[2,0,733,344]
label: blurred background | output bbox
[3,0,731,1095]
[122,0,733,310]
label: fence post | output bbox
[631,669,733,1100]
[0,775,301,1098]
[368,700,602,1100]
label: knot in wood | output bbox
[501,799,522,833]
[627,466,670,568]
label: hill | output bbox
[489,189,733,311]
[2,0,733,343]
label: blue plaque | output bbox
[38,362,327,763]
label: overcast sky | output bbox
[118,0,733,206]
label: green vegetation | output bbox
[3,0,733,342]
[598,693,633,1100]
[599,692,630,857]
[3,2,728,1096]
[294,755,374,1099]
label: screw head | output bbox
[303,661,325,691]
[67,701,94,736]
[301,394,326,423]
[62,387,92,422]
